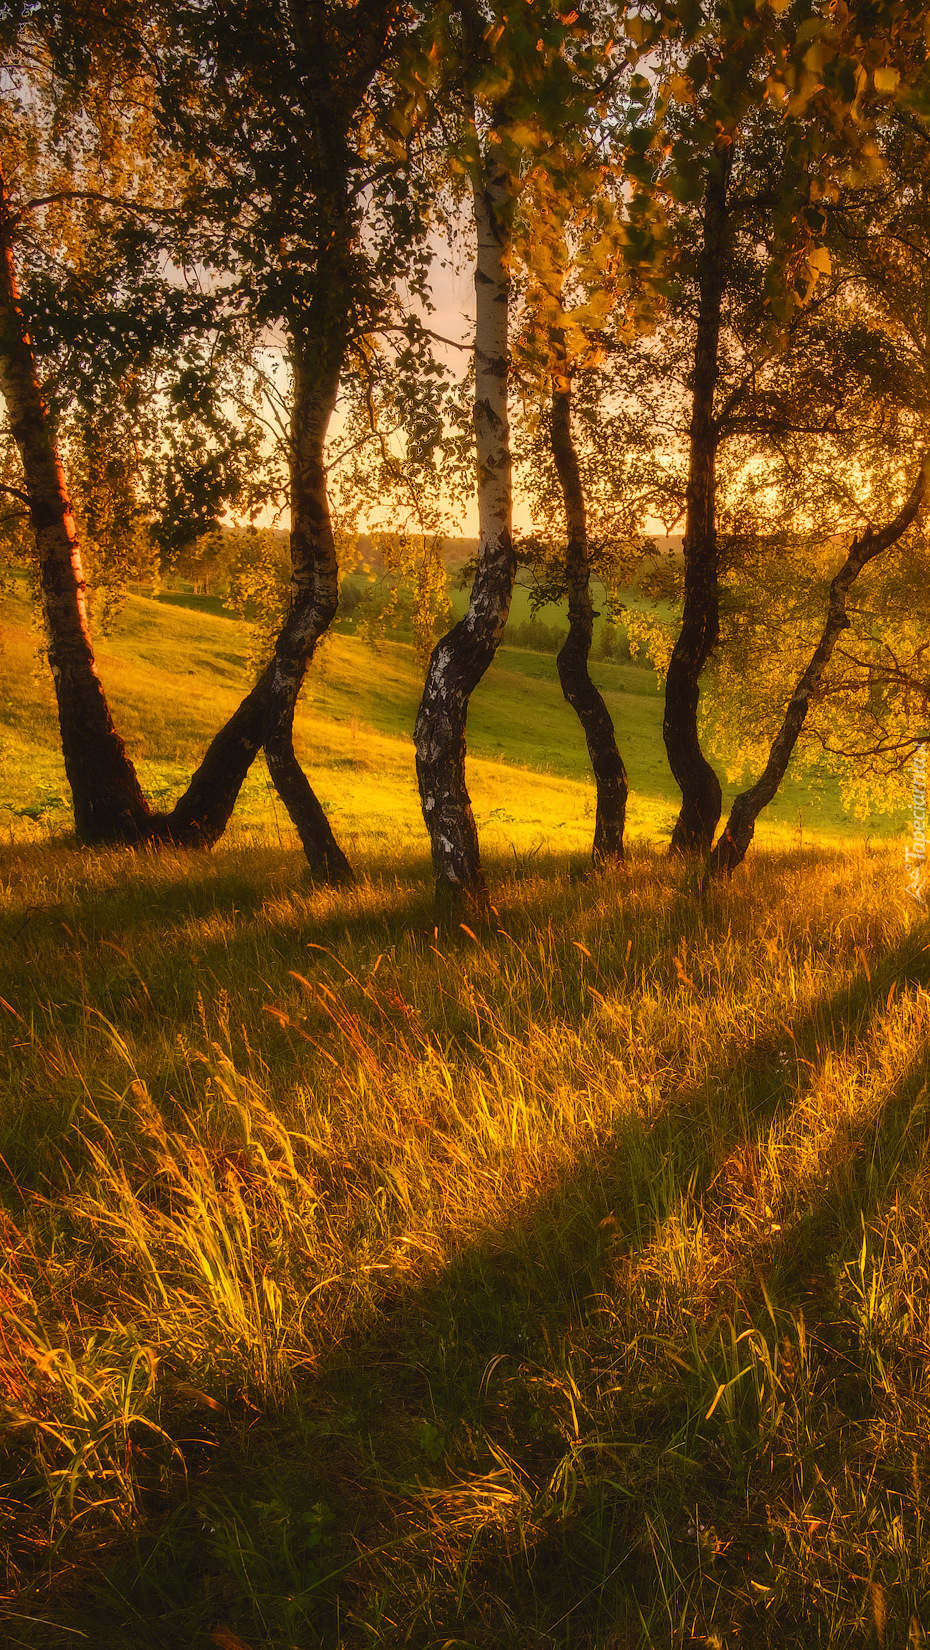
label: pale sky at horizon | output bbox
[254,236,542,540]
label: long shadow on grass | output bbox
[54,898,928,1649]
[621,1001,930,1650]
[0,843,668,1045]
[285,921,930,1649]
[0,846,438,1029]
[4,847,928,1646]
[322,909,930,1385]
[0,842,434,945]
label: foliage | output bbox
[0,435,31,584]
[0,38,280,624]
[62,413,159,629]
[224,528,291,674]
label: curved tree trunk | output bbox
[152,335,354,870]
[551,364,627,863]
[2,157,274,847]
[260,342,354,883]
[0,164,152,842]
[709,459,928,876]
[663,141,732,855]
[415,144,515,916]
[155,668,272,845]
[2,157,352,869]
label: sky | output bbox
[256,235,539,540]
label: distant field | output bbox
[337,563,669,658]
[0,572,901,851]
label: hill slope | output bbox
[0,576,889,851]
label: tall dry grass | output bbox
[1,836,929,1646]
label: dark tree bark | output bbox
[415,146,515,915]
[2,161,276,849]
[709,459,928,876]
[165,0,392,880]
[163,326,354,879]
[155,670,271,845]
[260,338,353,883]
[664,141,732,855]
[1,173,348,862]
[1,45,366,877]
[158,0,398,875]
[0,164,153,842]
[551,364,627,863]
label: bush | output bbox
[507,616,566,653]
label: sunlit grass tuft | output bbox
[1,830,929,1645]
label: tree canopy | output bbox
[2,0,930,896]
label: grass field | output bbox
[1,577,928,1649]
[0,575,891,852]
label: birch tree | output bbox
[0,155,154,840]
[710,462,929,875]
[414,0,604,912]
[513,179,649,868]
[701,112,930,870]
[651,0,930,856]
[2,0,435,870]
[145,0,444,878]
[0,43,291,848]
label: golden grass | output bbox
[1,831,929,1646]
[1,575,878,854]
[1,565,924,1644]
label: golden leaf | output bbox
[211,1630,254,1650]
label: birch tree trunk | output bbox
[261,340,353,882]
[1,158,347,858]
[415,149,515,914]
[0,164,152,842]
[709,459,928,876]
[162,0,387,869]
[171,261,356,877]
[551,363,627,863]
[156,671,271,844]
[663,142,731,855]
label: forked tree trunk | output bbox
[2,157,352,868]
[709,459,928,876]
[551,363,627,863]
[0,166,152,841]
[261,343,353,883]
[415,148,515,915]
[161,326,355,877]
[156,669,271,844]
[664,141,732,855]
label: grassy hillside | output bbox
[0,575,892,852]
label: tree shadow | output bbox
[74,920,929,1642]
[5,848,929,1646]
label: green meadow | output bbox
[2,577,928,1649]
[0,574,879,851]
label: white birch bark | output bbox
[415,140,516,912]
